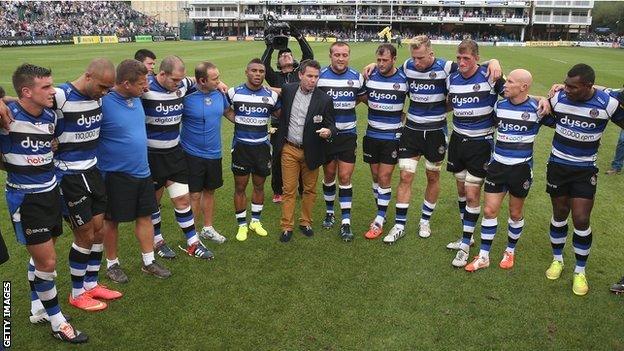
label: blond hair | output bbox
[409,35,431,51]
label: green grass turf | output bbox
[1,41,624,350]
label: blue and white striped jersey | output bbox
[317,66,365,135]
[492,97,545,166]
[403,58,456,131]
[142,75,194,151]
[53,83,101,174]
[227,84,280,145]
[447,65,504,138]
[365,68,409,140]
[548,90,624,167]
[0,102,57,193]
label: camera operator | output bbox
[261,20,313,202]
[261,25,314,90]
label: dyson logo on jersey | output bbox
[369,91,398,101]
[76,113,102,128]
[560,116,596,129]
[451,95,480,107]
[326,89,354,99]
[409,82,435,92]
[499,122,528,132]
[21,137,51,152]
[238,104,269,115]
[155,102,184,115]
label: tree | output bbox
[592,1,624,34]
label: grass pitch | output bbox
[0,41,624,350]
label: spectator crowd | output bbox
[0,1,175,38]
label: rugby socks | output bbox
[251,202,263,222]
[479,217,498,259]
[84,243,103,291]
[458,196,467,221]
[372,182,379,200]
[152,209,163,244]
[420,200,436,225]
[375,187,391,227]
[338,183,353,225]
[106,258,120,270]
[573,227,592,274]
[549,217,568,262]
[323,180,336,215]
[394,203,409,230]
[28,258,44,315]
[141,252,155,266]
[460,206,480,252]
[33,269,66,331]
[506,218,524,254]
[235,209,247,227]
[68,243,90,298]
[175,206,198,246]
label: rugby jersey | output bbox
[365,68,409,140]
[492,97,545,166]
[548,90,624,167]
[180,89,229,159]
[98,91,150,178]
[447,65,504,138]
[403,57,456,131]
[53,83,102,174]
[0,102,56,193]
[227,84,279,146]
[317,66,365,135]
[142,75,194,151]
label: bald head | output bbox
[86,58,115,77]
[80,58,115,100]
[509,69,532,87]
[504,68,533,101]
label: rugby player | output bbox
[0,64,87,343]
[544,64,624,295]
[316,41,366,241]
[143,56,216,261]
[361,44,409,240]
[446,39,506,267]
[224,58,280,241]
[135,49,157,75]
[52,59,122,310]
[464,69,551,271]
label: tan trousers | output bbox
[280,143,320,231]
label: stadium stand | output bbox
[0,1,175,38]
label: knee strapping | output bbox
[167,182,189,198]
[425,160,442,171]
[398,158,418,173]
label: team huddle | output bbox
[0,37,623,344]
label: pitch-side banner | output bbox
[73,36,118,44]
[135,35,153,43]
[525,41,573,47]
[73,36,101,44]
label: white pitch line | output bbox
[549,58,568,64]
